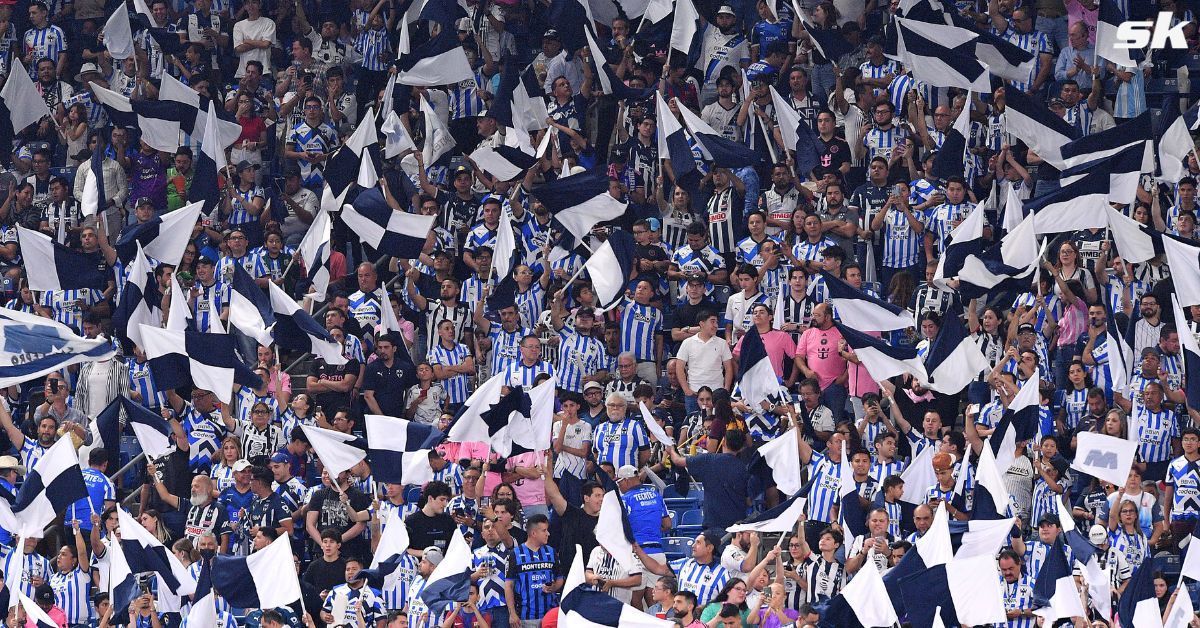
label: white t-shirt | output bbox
[676,334,732,392]
[720,543,750,582]
[233,16,277,78]
[552,419,592,480]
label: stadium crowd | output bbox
[0,0,1199,626]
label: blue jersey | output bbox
[880,206,923,268]
[1166,455,1200,521]
[805,452,842,524]
[473,544,510,611]
[999,573,1036,628]
[1055,387,1089,432]
[592,418,650,468]
[790,236,835,266]
[127,357,167,410]
[288,122,339,187]
[506,359,554,389]
[225,185,264,226]
[22,25,67,77]
[926,202,975,254]
[999,28,1051,92]
[1108,528,1148,570]
[182,405,229,471]
[621,485,669,550]
[618,302,662,362]
[193,280,230,332]
[354,27,392,72]
[347,289,383,331]
[506,543,560,620]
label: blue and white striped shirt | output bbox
[448,71,486,120]
[22,25,67,78]
[49,566,90,625]
[428,341,471,404]
[870,459,905,485]
[1000,574,1036,628]
[488,323,530,379]
[592,418,650,468]
[193,280,230,333]
[1108,528,1148,570]
[671,557,730,606]
[805,452,842,524]
[3,549,51,599]
[619,302,662,362]
[380,550,419,610]
[287,122,339,187]
[1134,403,1179,463]
[880,207,922,268]
[555,330,606,394]
[127,358,166,410]
[354,27,392,72]
[999,28,1052,92]
[926,202,975,254]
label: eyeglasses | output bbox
[228,235,246,241]
[304,104,322,110]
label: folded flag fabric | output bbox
[341,189,437,260]
[267,282,345,365]
[96,396,173,460]
[301,424,368,479]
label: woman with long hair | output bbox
[59,103,88,167]
[139,508,173,546]
[1055,360,1093,435]
[211,436,242,494]
[707,389,748,453]
[700,578,751,626]
[231,89,267,172]
[791,1,840,100]
[1109,499,1150,571]
[656,173,697,254]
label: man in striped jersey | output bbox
[475,297,530,381]
[669,529,730,606]
[505,514,562,628]
[506,334,554,389]
[550,299,607,394]
[592,395,650,474]
[990,5,1054,95]
[997,548,1036,628]
[703,169,746,267]
[619,280,664,385]
[22,2,67,79]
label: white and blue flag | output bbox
[16,226,109,292]
[364,414,443,486]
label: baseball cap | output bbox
[544,29,560,40]
[1088,524,1107,545]
[423,546,444,566]
[35,583,54,605]
[1048,97,1066,108]
[583,381,603,392]
[452,165,472,178]
[232,459,253,472]
[1017,323,1036,335]
[616,464,639,480]
[1037,513,1059,527]
[269,452,290,464]
[236,160,260,173]
[646,217,661,232]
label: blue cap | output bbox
[646,217,661,232]
[269,451,289,464]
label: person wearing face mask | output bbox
[184,532,235,619]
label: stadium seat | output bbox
[664,497,699,513]
[661,536,695,562]
[674,509,705,537]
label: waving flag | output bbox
[737,326,788,408]
[1003,89,1081,163]
[923,312,989,395]
[195,99,227,214]
[1032,536,1087,623]
[894,19,989,91]
[676,103,757,168]
[300,425,368,479]
[340,189,437,259]
[754,427,803,495]
[211,534,301,609]
[226,263,275,346]
[16,226,109,291]
[139,326,263,404]
[420,529,475,611]
[1048,110,1151,170]
[79,135,107,218]
[114,201,203,267]
[931,94,972,180]
[1,61,52,134]
[1172,296,1200,411]
[973,29,1037,82]
[0,309,115,386]
[397,29,474,87]
[560,586,676,628]
[470,145,537,182]
[1096,0,1135,67]
[838,446,869,548]
[1027,171,1110,234]
[364,414,442,486]
[582,229,637,310]
[838,548,899,627]
[531,169,628,247]
[323,106,380,197]
[835,322,928,384]
[1119,562,1166,628]
[727,494,807,533]
[116,506,196,597]
[7,437,88,537]
[355,505,415,591]
[768,86,822,177]
[112,244,162,353]
[1164,234,1200,307]
[669,0,699,54]
[1158,99,1200,183]
[266,282,345,365]
[97,396,172,460]
[971,445,1012,520]
[297,206,332,301]
[103,8,135,59]
[821,271,913,331]
[793,0,852,61]
[89,82,180,153]
[1061,143,1147,205]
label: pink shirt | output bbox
[734,329,797,378]
[507,451,547,507]
[439,441,490,463]
[27,607,66,628]
[1065,0,1098,44]
[797,326,848,388]
[845,331,883,397]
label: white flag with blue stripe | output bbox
[0,308,115,387]
[364,414,442,486]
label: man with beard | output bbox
[147,465,231,551]
[0,391,69,472]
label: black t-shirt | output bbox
[309,358,362,413]
[309,486,371,558]
[552,504,598,571]
[633,243,669,294]
[302,555,348,594]
[405,510,456,552]
[819,136,852,173]
[149,447,192,515]
[362,359,411,417]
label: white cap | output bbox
[616,464,639,480]
[1088,524,1107,545]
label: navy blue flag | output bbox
[9,438,89,533]
[17,226,109,292]
[794,116,823,178]
[583,229,638,309]
[1057,109,1151,167]
[340,188,438,259]
[922,309,983,394]
[806,24,853,63]
[211,535,301,609]
[1117,560,1159,628]
[892,564,956,628]
[418,0,467,27]
[1032,535,1072,606]
[558,587,673,627]
[532,169,628,246]
[96,396,172,461]
[147,27,187,56]
[141,329,263,396]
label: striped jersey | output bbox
[49,566,90,624]
[556,329,606,393]
[705,186,741,253]
[507,359,555,388]
[999,28,1052,92]
[22,26,67,77]
[193,280,229,332]
[999,574,1036,628]
[805,452,842,523]
[1055,387,1089,431]
[670,557,730,606]
[427,341,472,404]
[791,235,835,266]
[488,323,530,378]
[1133,402,1179,463]
[448,71,487,120]
[379,550,419,610]
[506,543,560,620]
[592,418,650,468]
[870,459,906,485]
[127,358,166,410]
[4,549,51,599]
[671,244,726,294]
[926,202,975,254]
[880,207,923,268]
[862,124,906,161]
[913,281,954,318]
[354,27,392,72]
[1108,528,1148,570]
[618,302,662,362]
[515,284,546,330]
[735,235,778,267]
[226,185,265,225]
